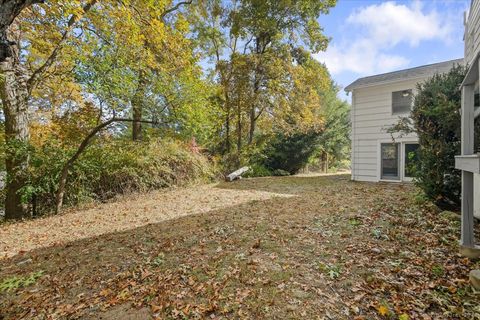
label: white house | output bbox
[455,0,480,260]
[345,0,480,263]
[345,59,463,182]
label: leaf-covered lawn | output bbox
[1,174,479,319]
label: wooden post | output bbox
[461,85,474,155]
[461,84,475,247]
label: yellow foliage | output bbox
[376,304,390,317]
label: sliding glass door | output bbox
[381,143,400,180]
[380,142,420,181]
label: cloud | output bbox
[317,39,410,75]
[346,1,453,47]
[314,1,457,76]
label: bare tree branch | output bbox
[161,0,192,19]
[55,116,163,214]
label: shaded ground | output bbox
[1,174,479,319]
[0,184,293,259]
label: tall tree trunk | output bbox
[248,75,259,145]
[0,0,42,62]
[225,105,231,153]
[132,73,147,141]
[248,73,259,145]
[132,102,143,141]
[325,153,329,173]
[248,37,263,146]
[236,103,242,155]
[322,151,327,173]
[0,21,30,220]
[0,0,97,220]
[221,76,231,154]
[248,107,255,145]
[224,91,231,154]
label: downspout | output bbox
[351,90,356,181]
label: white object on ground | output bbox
[226,166,250,182]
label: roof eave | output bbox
[345,58,464,93]
[461,51,480,87]
[345,75,428,93]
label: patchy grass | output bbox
[0,174,479,319]
[0,271,44,292]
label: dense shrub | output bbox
[262,131,321,174]
[390,65,476,207]
[272,169,290,176]
[253,94,350,176]
[243,164,272,178]
[11,138,215,215]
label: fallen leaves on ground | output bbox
[0,174,479,319]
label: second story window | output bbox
[392,89,413,115]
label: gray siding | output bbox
[465,0,480,65]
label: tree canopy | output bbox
[388,65,474,208]
[0,0,348,219]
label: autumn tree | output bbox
[0,0,345,217]
[105,0,195,141]
[262,50,349,174]
[0,0,98,219]
[0,1,42,61]
[1,1,38,219]
[53,0,204,212]
[230,0,336,144]
[192,0,336,163]
[0,0,202,218]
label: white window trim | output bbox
[377,138,419,182]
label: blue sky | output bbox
[313,0,470,100]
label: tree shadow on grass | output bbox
[1,175,476,319]
[0,178,366,319]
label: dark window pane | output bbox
[381,143,399,180]
[392,90,413,115]
[405,143,419,178]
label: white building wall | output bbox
[466,0,480,219]
[465,0,480,65]
[351,79,427,182]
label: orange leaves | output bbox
[1,175,480,318]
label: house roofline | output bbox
[345,58,464,92]
[345,75,434,92]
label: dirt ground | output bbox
[1,174,479,319]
